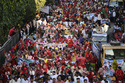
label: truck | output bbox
[92,32,125,67]
[109,0,124,7]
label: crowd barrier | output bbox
[0,31,20,56]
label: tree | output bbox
[0,0,36,45]
[35,0,46,12]
[45,0,54,5]
[24,0,36,23]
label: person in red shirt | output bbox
[90,52,97,72]
[59,36,63,42]
[85,50,91,62]
[66,52,72,60]
[11,54,17,66]
[43,64,48,73]
[76,55,87,68]
[64,37,68,43]
[115,67,124,83]
[8,27,16,36]
[2,73,7,83]
[67,36,73,48]
[84,39,91,50]
[47,48,52,59]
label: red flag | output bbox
[3,50,5,56]
[14,44,17,50]
[105,6,109,16]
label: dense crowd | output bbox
[0,0,125,83]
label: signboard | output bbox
[103,59,123,67]
[92,43,100,60]
[92,33,107,42]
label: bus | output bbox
[92,33,125,67]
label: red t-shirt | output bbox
[85,52,91,61]
[9,28,15,36]
[59,37,63,42]
[90,56,97,63]
[68,38,73,48]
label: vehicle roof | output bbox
[102,43,125,49]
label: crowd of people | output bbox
[0,0,125,83]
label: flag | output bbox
[12,44,18,55]
[105,6,109,17]
[14,44,18,55]
[29,42,36,52]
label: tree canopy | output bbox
[45,0,54,5]
[0,0,49,45]
[0,0,36,45]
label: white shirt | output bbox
[9,79,15,83]
[29,70,35,75]
[97,14,101,20]
[74,76,81,83]
[52,74,58,79]
[104,24,109,33]
[48,80,53,83]
[82,29,86,38]
[80,76,89,83]
[121,61,125,73]
[33,19,37,27]
[113,25,119,29]
[23,32,26,40]
[13,80,20,83]
[37,20,42,26]
[28,81,36,83]
[26,24,30,35]
[101,80,109,83]
[22,80,28,83]
[18,78,24,83]
[113,11,116,17]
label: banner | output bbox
[92,43,100,60]
[41,6,49,14]
[103,59,123,67]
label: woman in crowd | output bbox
[1,0,125,83]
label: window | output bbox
[105,49,125,60]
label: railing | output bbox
[0,31,20,56]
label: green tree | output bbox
[0,0,36,45]
[24,0,36,23]
[45,0,54,5]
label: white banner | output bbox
[103,59,123,67]
[41,6,49,14]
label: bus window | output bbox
[113,49,125,59]
[105,49,125,60]
[105,49,114,60]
